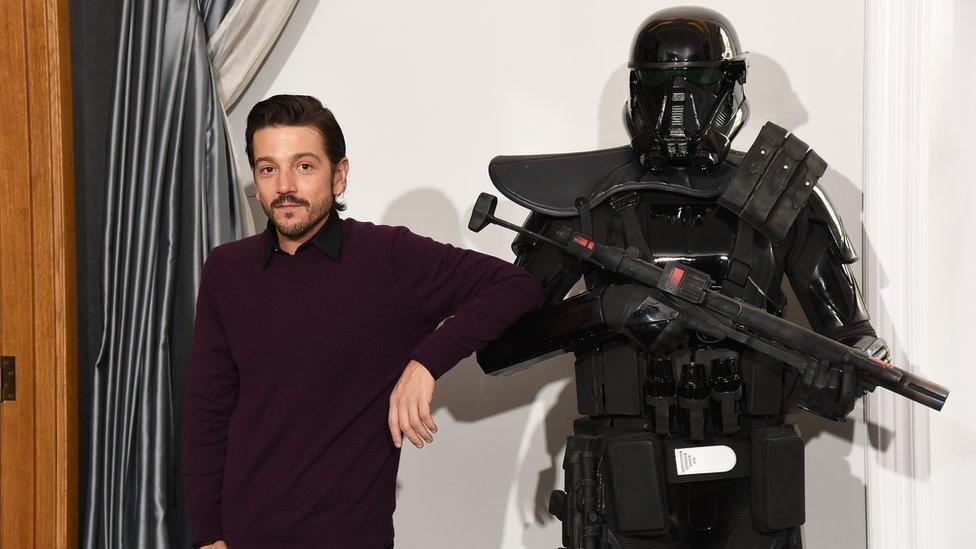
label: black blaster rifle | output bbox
[469,193,949,411]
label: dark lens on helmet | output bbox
[637,69,681,89]
[637,68,726,90]
[685,68,725,85]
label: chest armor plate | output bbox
[642,201,736,287]
[616,193,784,310]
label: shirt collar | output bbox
[261,210,343,269]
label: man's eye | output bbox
[260,166,276,174]
[298,163,313,172]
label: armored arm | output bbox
[511,212,585,305]
[784,188,889,357]
[783,188,891,418]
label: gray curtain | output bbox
[83,1,243,547]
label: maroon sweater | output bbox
[181,214,542,548]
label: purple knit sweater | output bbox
[181,216,542,548]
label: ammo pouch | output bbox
[750,424,806,532]
[594,427,805,539]
[604,432,754,537]
[606,433,670,535]
[719,122,827,245]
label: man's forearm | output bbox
[409,265,543,378]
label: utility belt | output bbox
[554,424,805,548]
[576,344,788,431]
[562,345,804,548]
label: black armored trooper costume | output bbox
[475,7,891,549]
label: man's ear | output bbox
[332,157,349,197]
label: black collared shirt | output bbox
[260,210,342,269]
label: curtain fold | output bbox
[208,0,299,111]
[83,1,241,547]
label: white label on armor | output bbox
[674,445,737,476]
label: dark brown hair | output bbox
[245,94,347,210]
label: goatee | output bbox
[264,195,332,239]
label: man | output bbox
[181,94,543,548]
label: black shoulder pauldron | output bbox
[718,122,828,245]
[488,146,743,217]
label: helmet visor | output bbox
[636,67,726,90]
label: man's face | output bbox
[252,125,348,239]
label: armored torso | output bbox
[476,127,875,549]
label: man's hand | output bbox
[200,541,228,549]
[388,359,438,448]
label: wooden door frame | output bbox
[0,0,78,547]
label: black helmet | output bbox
[627,7,749,172]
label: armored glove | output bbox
[851,335,892,361]
[794,336,890,421]
[608,288,689,354]
[794,361,861,421]
[645,312,689,354]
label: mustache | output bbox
[272,195,309,208]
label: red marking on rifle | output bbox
[669,266,686,290]
[872,357,894,369]
[573,235,595,250]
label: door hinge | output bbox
[1,356,14,402]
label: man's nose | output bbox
[276,170,298,194]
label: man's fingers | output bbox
[399,403,423,448]
[420,400,438,434]
[388,394,402,448]
[409,402,433,444]
[390,360,439,449]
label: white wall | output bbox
[227,1,869,547]
[924,2,976,546]
[858,2,976,547]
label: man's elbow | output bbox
[513,268,545,312]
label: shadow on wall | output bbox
[743,52,809,132]
[380,189,576,420]
[381,188,578,547]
